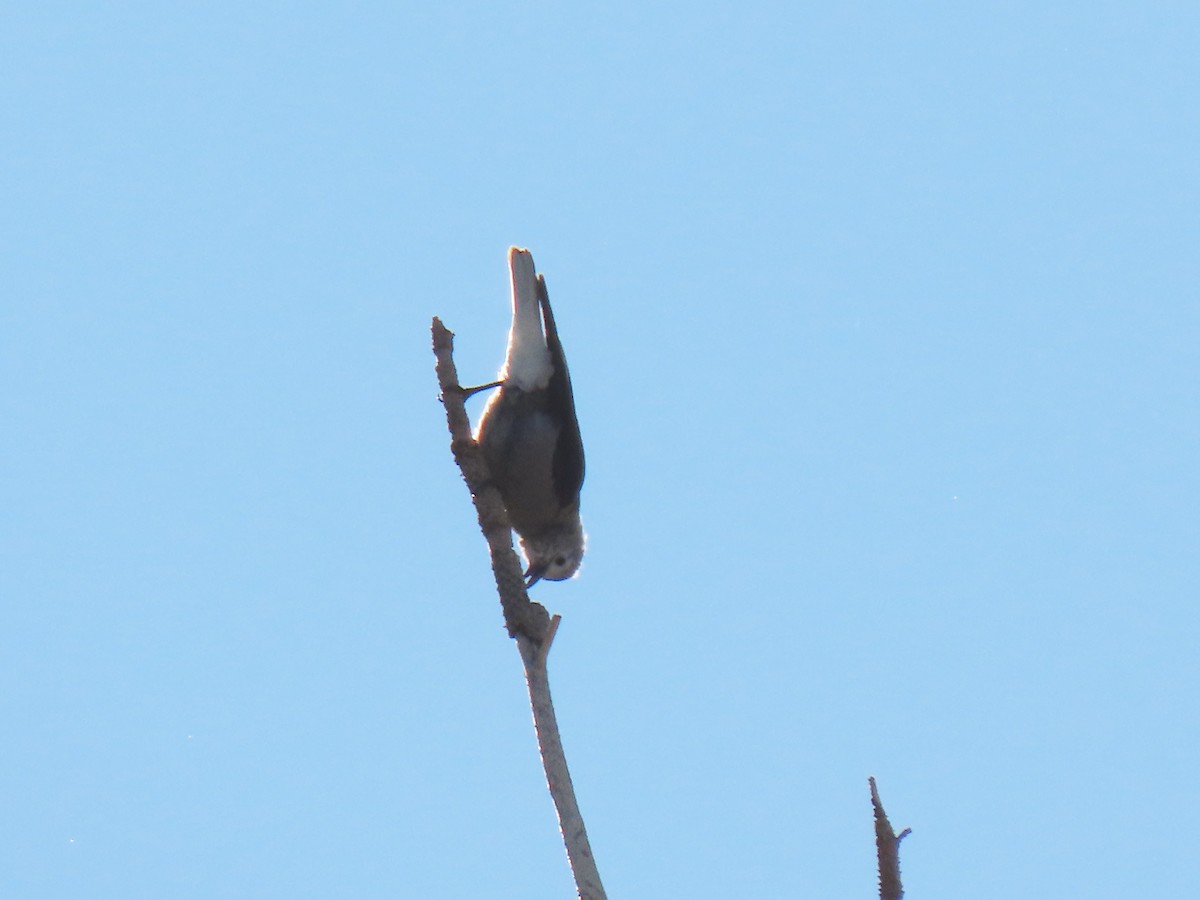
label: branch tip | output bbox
[537,614,563,666]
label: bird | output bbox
[471,247,586,587]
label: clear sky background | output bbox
[3,3,1197,898]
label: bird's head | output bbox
[521,519,586,588]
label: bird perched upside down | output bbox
[472,248,586,587]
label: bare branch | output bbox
[869,777,911,900]
[432,317,607,900]
[518,630,606,900]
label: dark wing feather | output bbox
[537,274,585,509]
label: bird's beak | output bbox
[524,562,547,589]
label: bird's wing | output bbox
[537,274,586,507]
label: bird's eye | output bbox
[555,556,566,566]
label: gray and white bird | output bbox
[473,247,586,587]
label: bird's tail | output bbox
[502,247,553,390]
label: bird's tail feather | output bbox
[503,247,553,390]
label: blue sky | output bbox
[3,2,1197,897]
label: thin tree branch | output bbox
[869,777,911,900]
[518,624,606,900]
[432,316,607,900]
